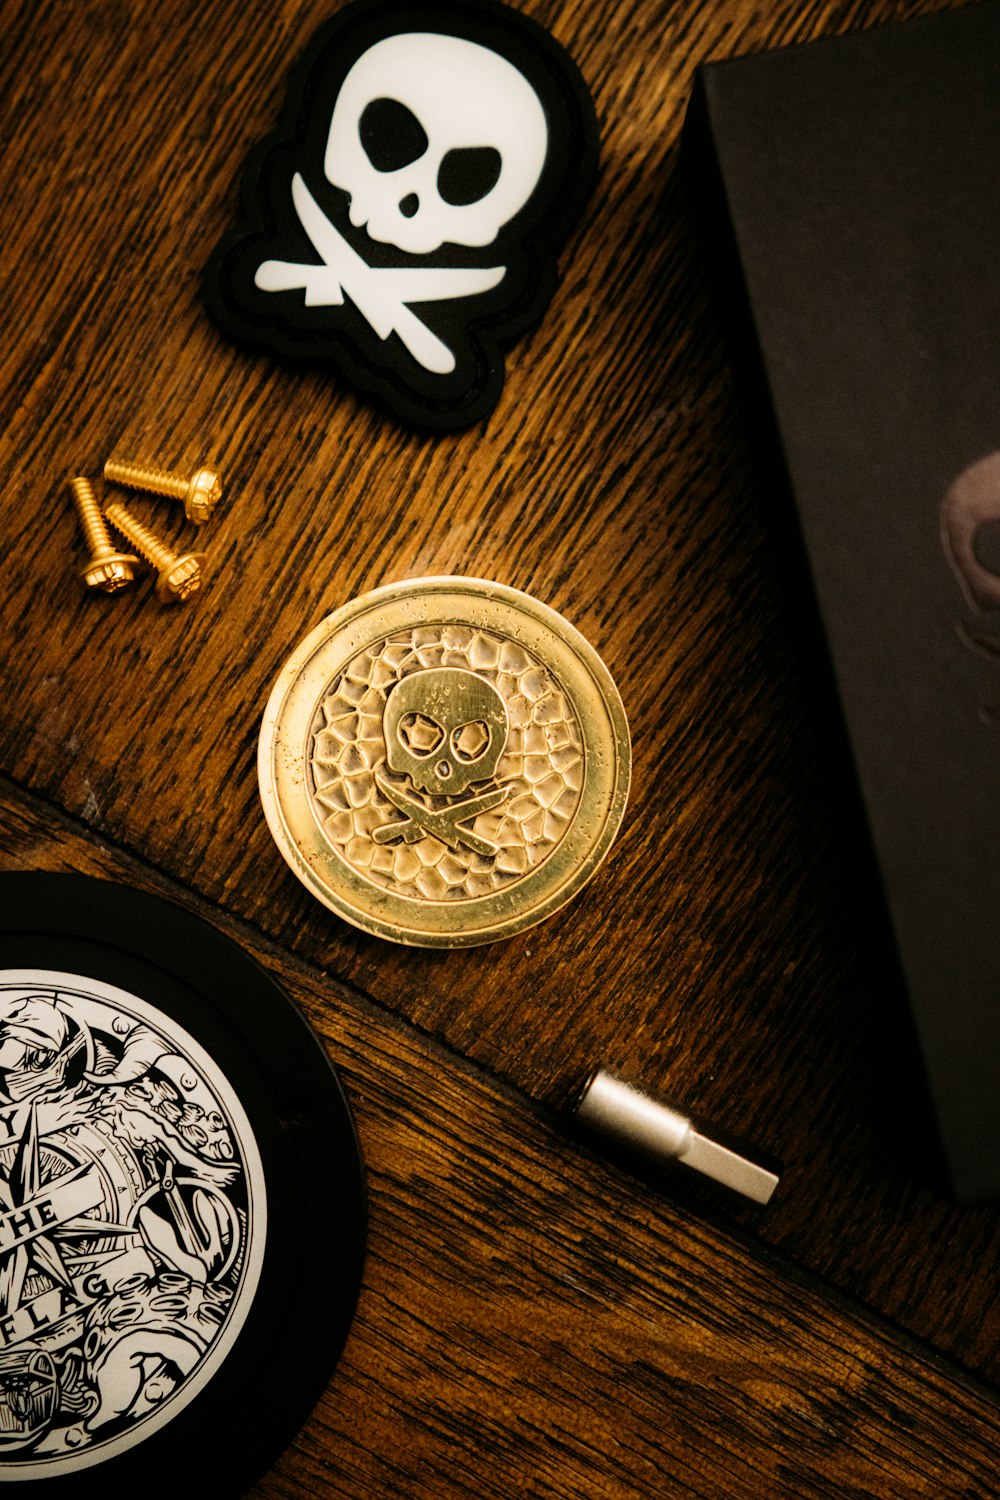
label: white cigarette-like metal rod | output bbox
[574,1069,780,1206]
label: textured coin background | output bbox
[309,625,584,902]
[259,578,631,947]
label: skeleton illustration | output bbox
[0,979,261,1474]
[939,450,1000,726]
[374,666,511,854]
[941,451,1000,618]
[254,32,550,375]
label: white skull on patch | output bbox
[326,32,549,255]
[215,3,597,425]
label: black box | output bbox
[685,2,1000,1201]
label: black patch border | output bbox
[203,0,599,430]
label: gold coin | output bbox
[258,577,631,947]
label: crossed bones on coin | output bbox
[373,773,510,857]
[255,174,506,375]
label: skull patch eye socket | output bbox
[359,97,429,172]
[437,146,503,207]
[451,720,491,762]
[397,712,444,757]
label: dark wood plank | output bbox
[1,0,996,1408]
[1,779,998,1500]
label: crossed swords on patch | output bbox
[373,773,511,858]
[255,173,506,375]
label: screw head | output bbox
[80,553,140,594]
[184,469,222,525]
[155,552,207,603]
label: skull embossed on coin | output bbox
[375,666,513,859]
[382,667,509,793]
[258,579,630,947]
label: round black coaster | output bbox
[0,872,365,1498]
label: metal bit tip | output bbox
[574,1068,780,1206]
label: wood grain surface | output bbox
[4,781,1000,1499]
[1,0,998,1494]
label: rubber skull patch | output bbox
[203,0,598,429]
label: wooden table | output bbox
[2,0,998,1494]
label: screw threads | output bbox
[69,477,139,593]
[104,501,177,571]
[69,477,115,556]
[104,460,187,502]
[103,501,206,602]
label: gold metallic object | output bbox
[104,458,222,525]
[68,477,140,593]
[104,501,207,603]
[258,577,631,947]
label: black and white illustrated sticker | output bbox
[204,0,598,428]
[0,971,264,1478]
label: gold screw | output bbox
[104,501,207,604]
[68,477,140,594]
[104,458,222,525]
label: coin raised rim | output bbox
[258,577,630,947]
